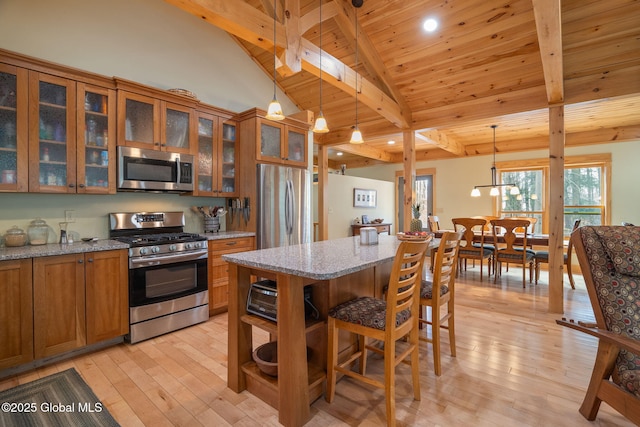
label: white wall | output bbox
[351,141,640,229]
[312,174,395,240]
[0,0,300,241]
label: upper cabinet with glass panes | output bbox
[116,79,197,155]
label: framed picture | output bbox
[353,188,377,208]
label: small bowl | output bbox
[253,341,278,377]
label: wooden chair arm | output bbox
[557,319,640,355]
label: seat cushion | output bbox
[328,297,410,330]
[496,249,534,262]
[459,247,493,257]
[533,250,568,262]
[420,280,449,299]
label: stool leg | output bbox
[326,317,338,403]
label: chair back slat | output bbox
[386,239,431,328]
[433,231,463,290]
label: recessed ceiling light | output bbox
[423,18,438,32]
[336,152,343,156]
[387,140,396,145]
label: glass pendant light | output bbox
[470,125,519,196]
[266,6,284,121]
[312,0,329,133]
[350,7,363,144]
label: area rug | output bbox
[0,368,119,427]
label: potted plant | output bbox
[410,203,423,232]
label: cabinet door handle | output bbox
[78,184,85,188]
[78,259,84,264]
[68,183,75,188]
[155,142,160,146]
[88,258,93,263]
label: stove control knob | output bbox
[139,247,148,255]
[151,246,160,253]
[193,242,201,249]
[185,242,193,250]
[169,244,177,252]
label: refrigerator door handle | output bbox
[285,179,294,236]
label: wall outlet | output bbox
[64,210,76,223]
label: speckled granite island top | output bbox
[222,234,404,280]
[0,239,129,261]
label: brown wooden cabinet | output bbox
[116,80,197,154]
[85,249,128,344]
[0,62,28,192]
[237,109,308,168]
[76,83,116,193]
[0,259,33,370]
[33,253,86,358]
[32,249,128,360]
[196,110,238,196]
[1,50,117,194]
[208,236,255,315]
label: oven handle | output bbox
[129,249,208,269]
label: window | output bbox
[497,154,610,235]
[396,168,435,231]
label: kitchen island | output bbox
[223,234,422,427]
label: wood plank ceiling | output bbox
[166,0,640,168]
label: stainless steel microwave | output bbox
[117,146,194,192]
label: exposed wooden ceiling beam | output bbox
[299,2,339,35]
[416,130,465,156]
[332,0,413,123]
[332,142,393,163]
[532,0,564,104]
[164,0,409,128]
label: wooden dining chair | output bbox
[490,218,534,287]
[419,231,463,376]
[534,219,581,287]
[326,239,430,427]
[452,217,493,281]
[558,225,640,425]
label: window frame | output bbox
[495,154,611,234]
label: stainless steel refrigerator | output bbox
[257,164,311,249]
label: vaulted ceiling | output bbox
[166,0,640,168]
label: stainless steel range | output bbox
[109,211,208,343]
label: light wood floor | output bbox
[1,266,634,426]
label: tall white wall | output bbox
[312,174,395,240]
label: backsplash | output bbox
[0,192,227,245]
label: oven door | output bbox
[129,250,208,307]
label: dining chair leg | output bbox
[447,298,456,358]
[359,334,367,375]
[410,326,421,401]
[432,305,442,376]
[384,339,397,427]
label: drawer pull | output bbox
[226,241,238,246]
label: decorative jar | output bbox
[28,218,49,245]
[4,226,27,247]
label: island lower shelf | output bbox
[241,361,326,409]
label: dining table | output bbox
[434,229,550,246]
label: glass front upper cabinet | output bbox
[29,72,76,193]
[119,91,193,154]
[77,83,115,193]
[0,63,28,192]
[196,113,237,196]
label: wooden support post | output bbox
[548,105,565,313]
[317,144,329,241]
[402,130,416,231]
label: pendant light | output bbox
[312,0,329,133]
[266,5,284,121]
[349,4,363,144]
[470,125,520,197]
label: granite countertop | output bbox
[222,234,406,280]
[0,239,129,261]
[200,231,256,241]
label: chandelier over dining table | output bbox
[470,125,520,197]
